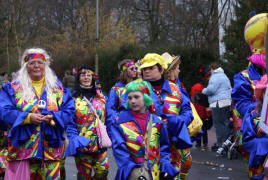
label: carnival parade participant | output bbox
[66,65,109,180]
[111,79,178,180]
[162,53,188,97]
[241,75,268,180]
[162,52,206,177]
[232,46,266,144]
[231,46,266,177]
[140,53,193,180]
[202,62,232,150]
[0,48,76,179]
[105,59,137,137]
[162,52,204,143]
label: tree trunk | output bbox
[10,0,21,59]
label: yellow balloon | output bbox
[244,13,268,49]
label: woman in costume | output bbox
[0,48,76,179]
[105,59,137,137]
[111,79,178,180]
[140,53,193,180]
[67,65,109,179]
[162,52,201,178]
[241,75,268,180]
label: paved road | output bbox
[65,128,248,180]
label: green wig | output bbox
[126,79,153,109]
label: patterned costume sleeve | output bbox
[111,123,140,180]
[0,84,29,126]
[158,118,179,177]
[0,84,31,146]
[232,73,257,117]
[241,109,268,167]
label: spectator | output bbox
[202,62,232,151]
[1,72,9,83]
[190,68,212,149]
[62,70,75,94]
[0,72,9,90]
[72,67,77,76]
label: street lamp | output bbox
[95,0,99,75]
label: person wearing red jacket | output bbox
[190,69,212,149]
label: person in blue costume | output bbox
[0,48,81,179]
[105,59,137,137]
[231,46,266,176]
[241,75,268,180]
[140,53,192,180]
[111,79,178,180]
[162,52,202,142]
[232,48,266,120]
[161,52,190,100]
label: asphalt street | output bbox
[65,128,248,180]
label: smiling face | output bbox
[79,71,93,87]
[128,91,146,113]
[27,59,45,81]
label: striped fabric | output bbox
[74,151,109,180]
[29,159,61,180]
[6,82,65,161]
[120,120,162,179]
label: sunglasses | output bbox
[129,67,138,71]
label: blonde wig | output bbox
[13,48,59,102]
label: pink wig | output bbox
[248,46,266,69]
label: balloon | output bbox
[244,13,268,49]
